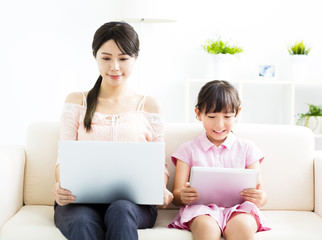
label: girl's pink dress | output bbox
[168,132,270,233]
[57,93,168,175]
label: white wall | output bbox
[1,0,322,144]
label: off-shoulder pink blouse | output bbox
[58,94,168,175]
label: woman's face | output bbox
[95,39,136,87]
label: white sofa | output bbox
[1,122,322,240]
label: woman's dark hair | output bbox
[84,21,139,131]
[195,80,241,116]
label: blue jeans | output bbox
[54,200,157,240]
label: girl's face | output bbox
[195,107,240,146]
[95,39,137,87]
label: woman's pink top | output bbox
[58,93,168,175]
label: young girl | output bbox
[169,80,270,240]
[53,21,173,240]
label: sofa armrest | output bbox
[314,150,322,217]
[0,144,25,228]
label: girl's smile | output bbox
[195,108,240,146]
[213,130,225,134]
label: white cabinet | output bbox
[186,79,322,149]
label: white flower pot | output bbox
[213,54,235,81]
[289,55,309,82]
[304,116,322,134]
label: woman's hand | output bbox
[53,182,75,206]
[159,187,174,209]
[179,182,199,205]
[240,183,267,208]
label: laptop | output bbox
[189,166,259,207]
[58,141,165,204]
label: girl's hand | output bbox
[240,183,266,208]
[159,187,174,209]
[180,182,199,205]
[53,182,75,206]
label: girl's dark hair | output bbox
[195,80,241,116]
[84,21,139,131]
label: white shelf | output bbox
[186,79,322,126]
[188,78,322,85]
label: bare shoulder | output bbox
[144,96,163,114]
[64,92,86,105]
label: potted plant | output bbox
[288,41,311,55]
[297,103,322,134]
[288,40,311,82]
[202,38,243,80]
[202,39,243,55]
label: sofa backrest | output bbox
[24,122,60,205]
[165,123,315,211]
[24,122,314,211]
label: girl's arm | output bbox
[241,161,267,208]
[172,159,199,206]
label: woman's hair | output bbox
[84,21,140,131]
[195,80,241,116]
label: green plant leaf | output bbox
[296,103,322,126]
[288,41,311,55]
[202,38,243,55]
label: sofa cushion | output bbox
[0,206,65,240]
[165,123,314,211]
[23,122,314,211]
[1,206,322,240]
[233,124,314,211]
[24,122,60,205]
[0,145,25,227]
[255,211,322,239]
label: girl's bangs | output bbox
[206,92,236,114]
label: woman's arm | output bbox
[54,164,75,206]
[144,96,174,208]
[160,173,174,209]
[241,161,267,208]
[172,159,199,206]
[53,92,83,206]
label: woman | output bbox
[53,21,173,240]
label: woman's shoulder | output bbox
[64,92,87,105]
[143,96,162,114]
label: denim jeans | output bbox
[54,200,157,240]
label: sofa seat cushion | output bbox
[257,210,322,239]
[0,205,65,240]
[142,209,193,239]
[1,206,322,240]
[156,210,322,240]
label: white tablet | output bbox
[59,141,165,204]
[189,166,259,207]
